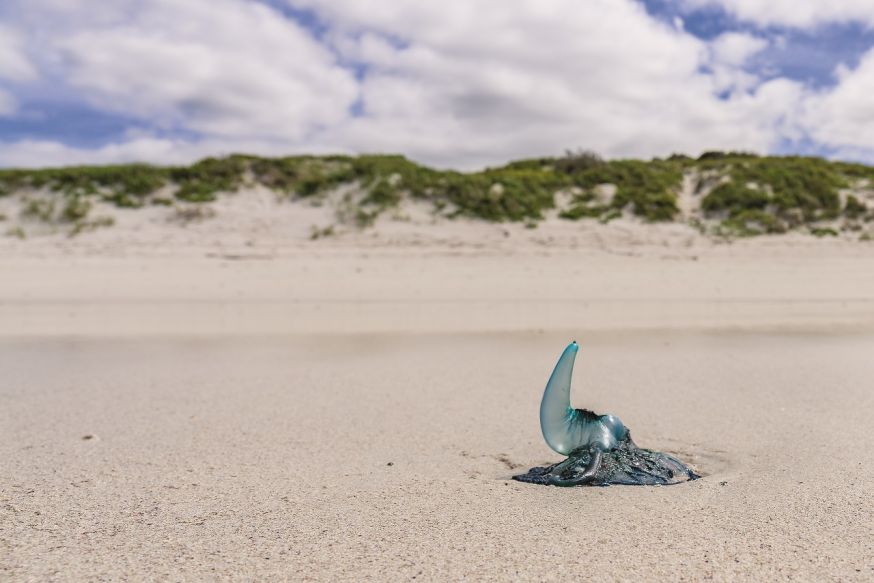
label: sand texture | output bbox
[1,217,874,581]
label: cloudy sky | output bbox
[1,0,873,169]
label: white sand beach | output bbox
[6,0,874,578]
[2,211,874,581]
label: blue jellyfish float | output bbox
[513,341,699,487]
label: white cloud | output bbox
[0,24,36,116]
[0,88,17,116]
[0,134,350,168]
[710,32,768,67]
[683,0,874,28]
[43,0,358,140]
[0,25,37,82]
[706,32,768,96]
[801,49,874,157]
[0,0,854,168]
[292,0,792,167]
[0,137,212,168]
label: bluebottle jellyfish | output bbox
[512,341,699,487]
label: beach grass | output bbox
[1,151,872,235]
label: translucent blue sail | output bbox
[539,341,627,455]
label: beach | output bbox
[5,0,874,578]
[2,227,874,581]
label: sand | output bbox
[1,206,874,581]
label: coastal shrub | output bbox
[571,160,681,221]
[69,216,115,237]
[103,193,140,208]
[21,199,55,222]
[250,156,304,192]
[720,209,786,236]
[701,157,843,227]
[0,170,30,194]
[349,154,439,201]
[252,154,566,223]
[554,149,604,174]
[0,152,871,236]
[698,151,759,161]
[309,225,335,240]
[702,182,769,214]
[432,168,562,221]
[844,195,866,218]
[360,178,402,209]
[249,156,360,198]
[301,161,357,197]
[732,157,842,219]
[832,161,874,182]
[599,208,622,223]
[171,156,247,202]
[558,190,610,221]
[19,165,167,202]
[61,196,92,222]
[97,165,168,207]
[559,202,609,220]
[114,165,167,197]
[342,156,565,222]
[502,157,554,172]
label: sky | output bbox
[1,0,874,169]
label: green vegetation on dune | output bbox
[251,154,566,223]
[171,156,248,202]
[2,164,169,203]
[506,151,683,222]
[697,155,870,234]
[844,195,867,218]
[565,159,682,222]
[433,168,566,222]
[702,157,842,220]
[1,151,873,237]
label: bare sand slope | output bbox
[1,332,872,581]
[2,243,874,337]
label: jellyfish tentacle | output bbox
[578,447,603,482]
[547,447,603,487]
